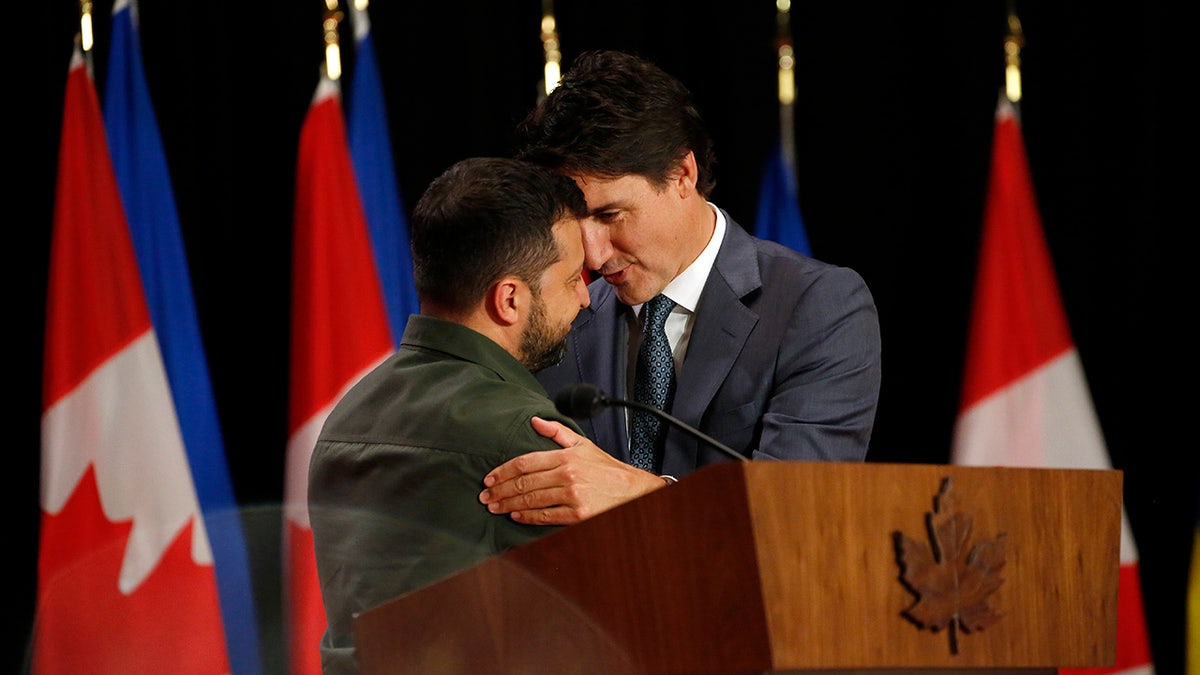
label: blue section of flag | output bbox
[347,15,419,346]
[754,140,812,256]
[103,4,262,673]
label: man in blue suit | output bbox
[479,50,881,525]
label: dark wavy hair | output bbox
[516,50,716,197]
[410,157,588,312]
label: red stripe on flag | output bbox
[959,103,1073,411]
[286,523,325,673]
[289,87,392,428]
[286,78,393,675]
[43,53,151,409]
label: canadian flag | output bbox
[952,96,1154,675]
[284,71,393,675]
[37,45,229,674]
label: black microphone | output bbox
[554,383,748,463]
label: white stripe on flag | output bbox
[41,330,209,593]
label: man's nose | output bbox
[581,222,612,272]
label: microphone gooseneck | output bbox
[553,383,608,419]
[553,383,748,464]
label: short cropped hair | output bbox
[410,157,589,312]
[516,50,716,197]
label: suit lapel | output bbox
[666,216,761,470]
[569,281,632,461]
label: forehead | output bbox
[569,173,660,209]
[551,217,584,255]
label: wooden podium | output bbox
[354,461,1121,674]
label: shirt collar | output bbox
[659,203,725,313]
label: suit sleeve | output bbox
[754,264,881,462]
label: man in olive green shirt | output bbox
[308,157,608,674]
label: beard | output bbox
[519,293,571,372]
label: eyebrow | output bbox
[587,201,622,217]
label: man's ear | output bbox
[486,276,524,327]
[668,150,699,198]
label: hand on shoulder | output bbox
[478,416,666,525]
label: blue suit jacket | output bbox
[536,212,881,477]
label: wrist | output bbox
[659,474,678,486]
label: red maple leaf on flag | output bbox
[35,466,228,674]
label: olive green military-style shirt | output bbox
[308,315,584,674]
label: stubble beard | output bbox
[520,293,570,373]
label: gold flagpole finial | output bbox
[324,0,344,80]
[1004,10,1024,103]
[775,0,797,172]
[79,0,94,53]
[539,0,562,100]
[775,0,796,107]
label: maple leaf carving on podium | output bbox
[893,477,1008,655]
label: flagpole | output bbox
[753,0,812,256]
[774,0,797,178]
[1003,3,1024,115]
[539,0,561,101]
[323,0,344,82]
[78,0,94,56]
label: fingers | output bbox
[481,447,562,488]
[481,417,584,489]
[478,426,591,525]
[530,415,583,448]
[482,486,589,526]
[479,468,593,526]
[509,505,587,526]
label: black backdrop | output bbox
[20,1,1192,673]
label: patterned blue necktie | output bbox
[631,294,677,471]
